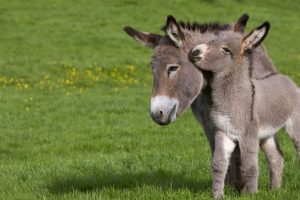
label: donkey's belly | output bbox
[258,117,291,140]
[258,126,281,140]
[215,114,285,141]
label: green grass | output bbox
[0,0,299,199]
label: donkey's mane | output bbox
[162,21,231,34]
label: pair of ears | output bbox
[124,14,270,52]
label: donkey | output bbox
[124,14,283,197]
[190,21,300,198]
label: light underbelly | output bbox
[258,126,281,140]
[215,114,286,141]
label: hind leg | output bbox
[285,116,300,161]
[260,136,284,189]
[228,136,284,191]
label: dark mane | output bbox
[162,21,231,34]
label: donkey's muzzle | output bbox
[192,49,201,57]
[189,49,202,62]
[150,96,178,126]
[150,104,176,126]
[189,44,208,62]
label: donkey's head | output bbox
[190,21,270,74]
[125,16,207,125]
[124,14,249,125]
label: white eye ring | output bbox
[221,47,231,54]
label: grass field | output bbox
[0,0,299,199]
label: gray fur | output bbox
[190,21,300,198]
[124,15,287,198]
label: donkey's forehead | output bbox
[152,41,182,61]
[152,48,183,66]
[154,45,180,56]
[205,31,244,54]
[216,31,244,44]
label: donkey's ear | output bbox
[241,21,270,52]
[123,26,162,48]
[163,15,184,47]
[233,13,249,33]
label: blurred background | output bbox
[0,0,299,199]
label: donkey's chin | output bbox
[193,61,202,69]
[155,119,174,126]
[155,116,177,126]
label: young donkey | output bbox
[124,15,285,197]
[190,22,300,198]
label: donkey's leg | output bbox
[212,131,236,198]
[229,136,283,191]
[203,126,244,191]
[227,145,245,192]
[239,125,259,193]
[260,136,284,189]
[285,116,300,161]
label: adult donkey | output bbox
[189,21,300,198]
[124,14,282,197]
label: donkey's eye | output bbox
[221,47,232,54]
[167,65,179,76]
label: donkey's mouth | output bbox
[168,104,177,122]
[151,104,177,126]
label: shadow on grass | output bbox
[47,169,211,194]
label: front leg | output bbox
[212,131,236,198]
[226,145,245,192]
[239,124,259,193]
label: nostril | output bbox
[192,49,201,57]
[150,110,164,121]
[159,110,163,116]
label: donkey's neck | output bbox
[210,58,253,118]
